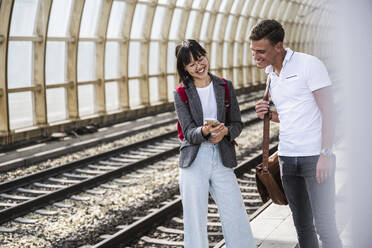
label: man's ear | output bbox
[274,42,283,52]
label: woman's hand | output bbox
[209,123,228,144]
[202,121,213,137]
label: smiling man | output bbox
[250,20,342,248]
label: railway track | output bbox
[90,145,278,248]
[0,91,264,173]
[0,105,260,226]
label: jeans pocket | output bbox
[279,156,296,176]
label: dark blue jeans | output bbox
[279,155,342,248]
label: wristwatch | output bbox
[320,148,333,156]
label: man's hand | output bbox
[255,100,270,119]
[209,124,228,144]
[316,155,335,183]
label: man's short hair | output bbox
[249,19,285,46]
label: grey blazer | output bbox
[173,73,243,168]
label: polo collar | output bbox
[265,47,295,74]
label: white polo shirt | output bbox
[266,48,331,156]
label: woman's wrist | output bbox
[201,126,210,137]
[224,127,229,136]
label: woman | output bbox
[174,39,255,248]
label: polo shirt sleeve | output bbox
[305,56,332,91]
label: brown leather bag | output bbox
[255,78,288,205]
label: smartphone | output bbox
[204,118,220,127]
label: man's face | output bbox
[250,39,281,69]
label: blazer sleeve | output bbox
[225,81,243,141]
[173,90,207,144]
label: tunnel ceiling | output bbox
[0,0,331,144]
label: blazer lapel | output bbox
[212,76,225,123]
[185,81,204,125]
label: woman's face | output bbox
[184,54,209,81]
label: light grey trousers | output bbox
[179,142,255,248]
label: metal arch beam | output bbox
[274,0,289,22]
[66,0,85,120]
[267,0,282,19]
[257,0,278,84]
[95,0,113,114]
[288,0,309,53]
[238,0,258,87]
[177,0,193,41]
[229,0,251,88]
[235,0,257,87]
[192,0,208,40]
[313,0,332,58]
[215,0,234,77]
[267,0,284,24]
[243,0,261,86]
[296,0,313,52]
[191,0,208,40]
[282,1,301,49]
[0,0,13,136]
[250,0,267,85]
[301,0,322,54]
[259,0,275,19]
[305,0,331,55]
[138,1,157,106]
[158,0,177,103]
[33,0,52,127]
[316,4,333,62]
[203,0,222,61]
[251,0,266,19]
[119,1,136,110]
[289,3,308,51]
[225,0,245,87]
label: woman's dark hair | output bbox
[249,19,285,46]
[175,39,207,83]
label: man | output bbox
[251,19,342,248]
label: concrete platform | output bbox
[216,141,350,248]
[251,141,350,248]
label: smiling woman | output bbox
[173,39,256,248]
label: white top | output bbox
[196,81,218,121]
[266,48,331,156]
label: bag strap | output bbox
[176,83,188,106]
[221,78,230,124]
[262,77,271,172]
